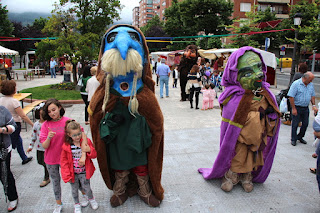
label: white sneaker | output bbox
[80,194,89,207]
[8,199,18,212]
[74,203,82,213]
[89,199,99,210]
[53,204,62,213]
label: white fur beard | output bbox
[100,48,143,78]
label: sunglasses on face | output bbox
[71,132,82,138]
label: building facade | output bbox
[133,0,177,27]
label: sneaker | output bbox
[22,157,33,165]
[89,199,99,210]
[53,204,62,213]
[74,203,82,213]
[80,195,89,207]
[40,179,51,187]
[8,199,18,212]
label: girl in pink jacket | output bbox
[201,84,211,110]
[209,83,216,109]
[60,120,98,213]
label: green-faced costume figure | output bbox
[88,25,164,207]
[198,47,281,193]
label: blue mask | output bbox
[103,26,145,64]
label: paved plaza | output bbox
[0,70,320,213]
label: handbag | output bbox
[75,75,83,91]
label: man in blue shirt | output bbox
[49,57,57,78]
[156,58,171,98]
[288,72,318,146]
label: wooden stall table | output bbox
[13,92,32,108]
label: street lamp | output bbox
[290,13,302,83]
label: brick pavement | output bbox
[0,71,319,213]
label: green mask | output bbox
[237,51,264,90]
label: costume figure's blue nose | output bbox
[114,31,131,60]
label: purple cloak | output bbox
[198,46,281,183]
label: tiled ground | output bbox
[1,71,320,212]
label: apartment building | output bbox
[133,0,314,28]
[133,0,177,27]
[132,7,140,28]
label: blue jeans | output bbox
[291,106,309,142]
[159,75,169,98]
[50,67,56,78]
[10,122,28,161]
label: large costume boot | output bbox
[136,174,160,207]
[221,169,239,192]
[240,172,253,193]
[110,170,130,207]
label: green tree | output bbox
[0,3,13,36]
[228,6,281,49]
[140,15,164,35]
[164,0,233,50]
[59,0,122,36]
[196,37,222,49]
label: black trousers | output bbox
[189,86,200,108]
[0,152,18,201]
[180,78,187,101]
[81,94,89,122]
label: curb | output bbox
[24,98,84,104]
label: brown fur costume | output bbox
[88,25,164,201]
[177,45,199,101]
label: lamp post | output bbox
[290,13,302,84]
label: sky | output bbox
[2,0,140,23]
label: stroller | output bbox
[275,88,291,121]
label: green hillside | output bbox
[8,12,51,26]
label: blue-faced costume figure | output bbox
[88,25,164,207]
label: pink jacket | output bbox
[60,138,97,183]
[201,89,211,99]
[209,88,216,100]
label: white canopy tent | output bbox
[0,45,18,55]
[204,48,277,69]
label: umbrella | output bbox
[0,46,19,55]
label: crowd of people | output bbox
[152,54,225,110]
[1,49,319,213]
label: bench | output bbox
[22,100,44,131]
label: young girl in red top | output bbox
[60,120,98,213]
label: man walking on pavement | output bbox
[49,57,57,78]
[288,71,318,146]
[156,58,171,98]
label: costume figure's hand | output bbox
[292,108,297,116]
[26,148,32,153]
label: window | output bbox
[147,9,153,13]
[239,18,248,27]
[240,3,251,12]
[147,4,153,7]
[147,0,153,4]
[162,1,166,6]
[147,14,154,18]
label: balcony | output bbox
[258,0,290,3]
